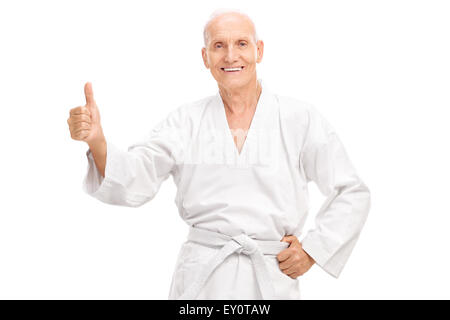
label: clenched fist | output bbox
[67,82,104,144]
[277,235,315,279]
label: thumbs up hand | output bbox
[67,82,104,145]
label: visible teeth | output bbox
[223,67,243,71]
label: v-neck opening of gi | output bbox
[216,79,266,160]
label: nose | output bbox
[224,45,239,63]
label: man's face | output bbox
[202,13,264,90]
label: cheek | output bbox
[243,54,257,66]
[208,54,222,67]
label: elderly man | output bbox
[67,9,371,299]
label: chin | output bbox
[219,77,250,89]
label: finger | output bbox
[283,264,299,275]
[288,272,300,279]
[72,126,90,137]
[68,118,91,130]
[276,248,294,262]
[80,130,90,140]
[69,124,91,136]
[278,254,299,270]
[281,235,299,244]
[77,129,90,140]
[72,121,92,130]
[84,82,95,105]
[70,130,89,140]
[75,122,91,130]
[70,106,91,116]
[281,235,296,242]
[70,114,91,123]
[288,242,303,252]
[68,118,90,128]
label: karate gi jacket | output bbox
[83,78,371,299]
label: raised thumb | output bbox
[84,82,95,106]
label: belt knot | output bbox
[231,234,258,255]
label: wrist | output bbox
[87,130,106,150]
[88,136,106,151]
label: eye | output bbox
[239,42,247,47]
[215,43,223,48]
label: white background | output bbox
[1,0,449,299]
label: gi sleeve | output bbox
[82,109,183,208]
[299,105,371,278]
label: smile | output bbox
[221,66,244,73]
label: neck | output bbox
[218,78,262,116]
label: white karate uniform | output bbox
[82,78,371,299]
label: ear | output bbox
[256,40,264,63]
[201,47,210,69]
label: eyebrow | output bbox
[211,37,251,43]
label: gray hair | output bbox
[203,8,260,47]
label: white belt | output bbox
[178,227,289,300]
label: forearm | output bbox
[87,133,107,178]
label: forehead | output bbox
[206,13,255,42]
[210,33,252,43]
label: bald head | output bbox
[203,9,259,47]
[201,9,264,90]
